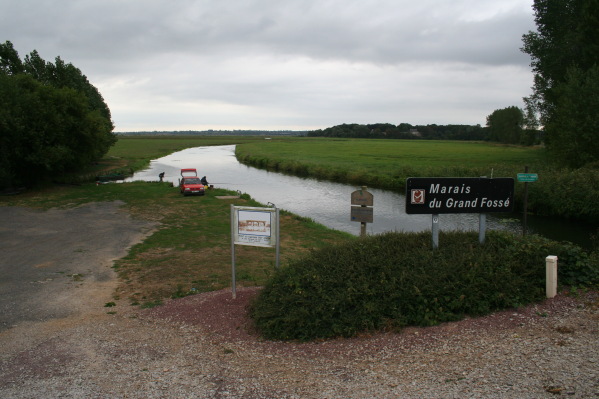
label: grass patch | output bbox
[0,178,352,305]
[140,299,163,309]
[249,230,598,341]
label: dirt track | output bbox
[0,201,156,331]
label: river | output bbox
[125,145,595,247]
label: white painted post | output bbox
[546,255,558,298]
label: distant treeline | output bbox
[118,123,489,141]
[118,130,307,136]
[308,123,487,141]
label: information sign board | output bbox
[517,173,538,182]
[405,177,514,214]
[350,206,373,223]
[232,206,278,247]
[351,190,374,206]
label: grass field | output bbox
[239,138,546,168]
[235,137,549,189]
[104,135,265,172]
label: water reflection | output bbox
[126,145,594,246]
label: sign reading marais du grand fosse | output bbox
[405,177,514,214]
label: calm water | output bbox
[125,145,595,247]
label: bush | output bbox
[526,166,599,222]
[250,231,598,341]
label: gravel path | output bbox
[0,203,597,398]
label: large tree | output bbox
[0,41,116,188]
[486,106,524,144]
[521,0,599,166]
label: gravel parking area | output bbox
[0,203,597,398]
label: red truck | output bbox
[179,168,205,196]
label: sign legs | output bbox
[479,213,486,244]
[432,214,439,249]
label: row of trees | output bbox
[0,41,116,189]
[308,123,487,141]
[308,115,541,146]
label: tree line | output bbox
[0,41,116,190]
[308,123,487,141]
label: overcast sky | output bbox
[2,0,537,131]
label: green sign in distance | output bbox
[517,173,538,182]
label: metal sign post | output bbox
[517,167,538,236]
[479,212,486,244]
[230,205,280,298]
[432,214,439,249]
[479,176,487,244]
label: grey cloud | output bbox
[1,0,536,130]
[2,0,533,67]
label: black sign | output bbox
[405,177,514,214]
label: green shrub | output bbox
[250,231,597,341]
[526,166,599,222]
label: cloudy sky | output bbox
[2,0,537,132]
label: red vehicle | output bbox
[179,168,205,196]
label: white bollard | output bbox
[546,255,558,298]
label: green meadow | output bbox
[235,137,549,189]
